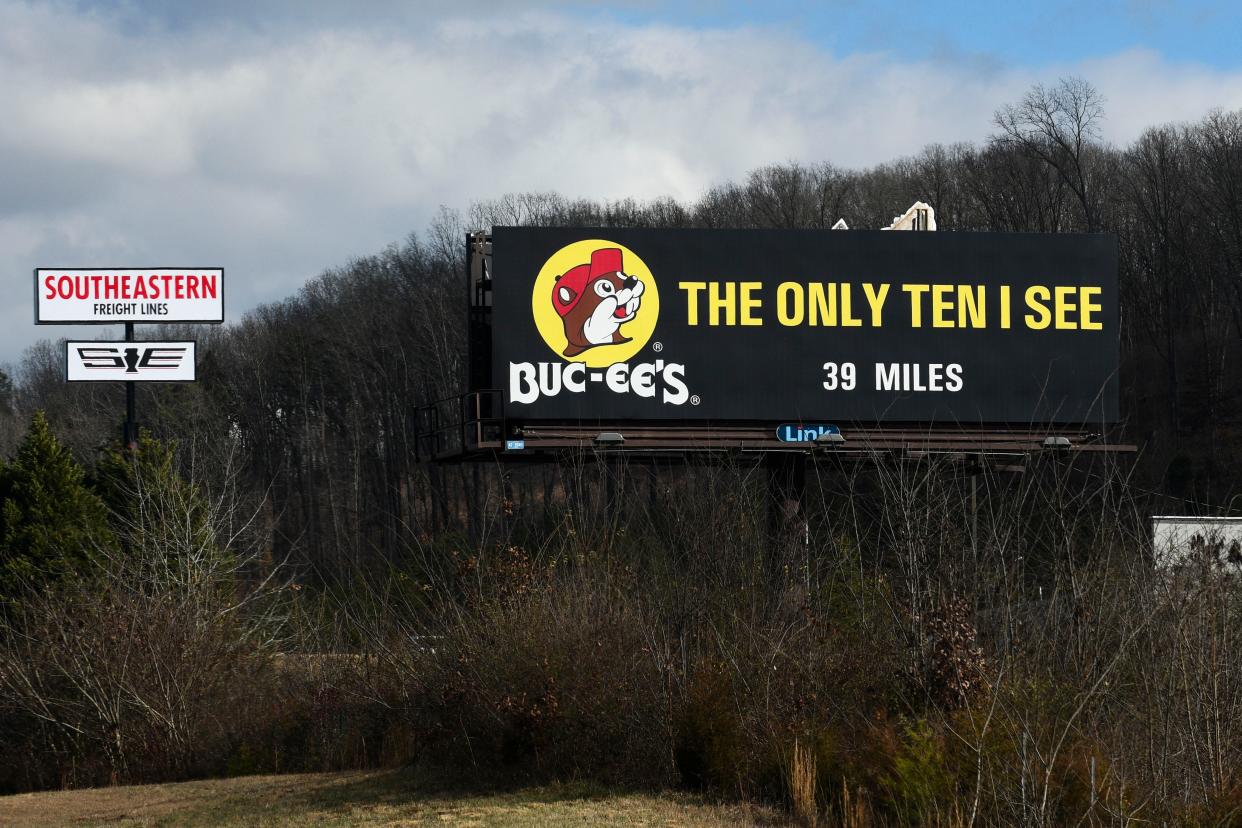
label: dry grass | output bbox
[788,740,817,827]
[0,770,787,827]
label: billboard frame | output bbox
[424,228,1137,465]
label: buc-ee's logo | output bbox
[533,241,657,365]
[512,239,690,405]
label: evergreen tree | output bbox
[0,411,111,598]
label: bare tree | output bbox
[1123,124,1193,432]
[994,77,1108,231]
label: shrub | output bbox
[424,564,674,785]
[882,720,961,825]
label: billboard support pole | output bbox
[124,322,136,450]
[767,452,809,552]
[971,471,978,565]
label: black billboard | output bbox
[488,227,1119,424]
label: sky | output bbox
[4,0,1242,362]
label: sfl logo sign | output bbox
[512,240,689,406]
[66,341,196,382]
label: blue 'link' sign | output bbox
[776,423,840,443]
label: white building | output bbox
[882,201,937,231]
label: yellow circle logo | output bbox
[531,239,659,368]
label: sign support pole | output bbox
[124,321,136,450]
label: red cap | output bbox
[553,248,624,317]
[589,248,623,278]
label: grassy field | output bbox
[0,770,785,827]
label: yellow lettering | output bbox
[863,283,889,327]
[777,282,803,326]
[740,281,763,326]
[840,283,862,327]
[932,284,954,328]
[808,283,836,326]
[1025,286,1051,329]
[1081,286,1102,330]
[680,281,706,326]
[708,281,735,326]
[1054,285,1077,329]
[959,285,985,328]
[1000,285,1011,329]
[904,284,929,327]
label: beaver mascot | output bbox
[552,247,645,357]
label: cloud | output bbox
[3,1,1242,361]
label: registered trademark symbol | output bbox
[652,341,663,352]
[690,395,701,406]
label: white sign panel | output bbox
[36,268,224,324]
[66,341,196,382]
[1152,516,1242,569]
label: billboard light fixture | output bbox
[594,431,625,447]
[815,431,846,446]
[1043,436,1072,449]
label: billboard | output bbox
[489,227,1119,424]
[36,268,224,324]
[66,341,196,382]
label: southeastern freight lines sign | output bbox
[490,227,1119,423]
[35,268,224,324]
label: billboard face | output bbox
[36,269,224,323]
[66,341,196,382]
[490,227,1120,424]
